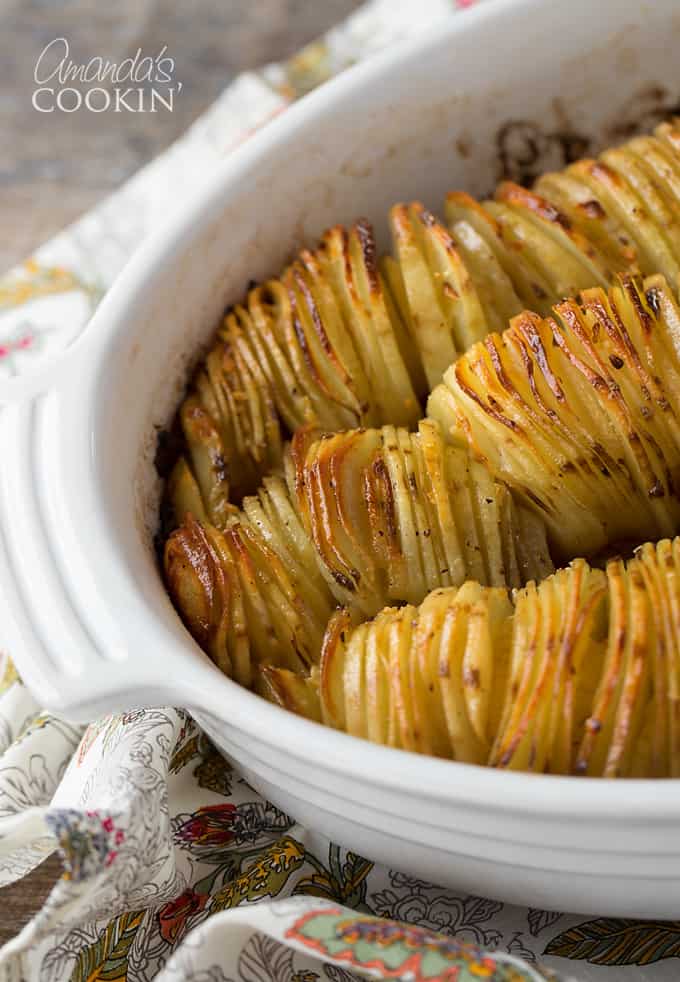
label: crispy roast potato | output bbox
[170,221,422,521]
[490,560,608,774]
[164,120,680,780]
[428,274,680,559]
[165,420,552,677]
[168,120,680,525]
[289,418,553,616]
[260,536,680,777]
[165,477,336,688]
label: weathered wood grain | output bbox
[0,0,361,271]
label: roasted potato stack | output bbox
[428,274,680,559]
[172,220,422,521]
[490,560,608,774]
[164,476,336,689]
[168,120,680,525]
[384,203,524,390]
[261,536,680,777]
[386,119,680,393]
[431,120,680,387]
[290,418,553,616]
[535,121,680,289]
[166,419,553,681]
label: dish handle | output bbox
[0,326,184,721]
[0,325,101,407]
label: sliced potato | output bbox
[235,526,680,780]
[447,218,523,331]
[428,275,680,560]
[533,171,639,272]
[494,181,613,289]
[166,120,680,529]
[167,456,208,527]
[257,666,322,721]
[314,583,513,764]
[444,191,543,309]
[293,420,553,614]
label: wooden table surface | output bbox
[0,0,360,943]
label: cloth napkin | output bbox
[0,1,676,979]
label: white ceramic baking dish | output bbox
[3,0,680,917]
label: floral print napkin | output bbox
[0,1,677,979]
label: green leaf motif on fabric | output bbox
[194,741,233,796]
[293,845,372,909]
[68,910,146,982]
[169,733,201,774]
[545,918,680,965]
[169,728,233,794]
[210,835,306,912]
[286,907,542,982]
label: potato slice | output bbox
[533,171,638,272]
[601,146,680,270]
[468,449,507,587]
[636,541,672,776]
[257,666,322,721]
[365,606,394,746]
[389,606,418,751]
[167,456,208,527]
[164,517,233,676]
[241,479,333,627]
[495,181,613,287]
[438,583,489,764]
[164,519,258,685]
[428,275,680,560]
[410,424,450,588]
[417,419,466,586]
[462,583,511,750]
[640,538,680,776]
[448,218,523,330]
[389,203,458,388]
[397,427,441,594]
[345,223,421,426]
[486,197,605,303]
[411,589,457,757]
[604,561,652,778]
[283,262,365,425]
[342,619,370,739]
[228,524,318,674]
[491,561,607,773]
[567,159,678,282]
[444,191,545,309]
[381,425,426,605]
[319,608,352,730]
[490,580,545,770]
[244,282,315,431]
[575,558,628,776]
[180,395,235,528]
[380,254,428,399]
[300,428,383,612]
